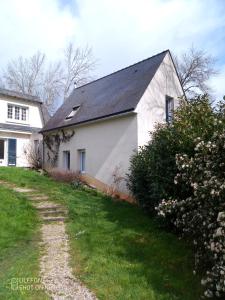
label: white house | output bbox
[0,88,49,167]
[41,50,184,194]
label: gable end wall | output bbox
[135,52,183,147]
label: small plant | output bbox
[107,165,125,197]
[23,141,42,169]
[71,178,83,189]
[47,168,82,185]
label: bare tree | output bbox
[0,76,5,88]
[2,44,96,112]
[62,43,96,100]
[174,46,218,97]
[4,52,45,95]
[23,142,42,169]
[42,62,63,112]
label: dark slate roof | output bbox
[41,50,169,132]
[0,123,41,133]
[0,88,42,103]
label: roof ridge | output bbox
[74,49,169,91]
[0,87,41,101]
[42,49,172,132]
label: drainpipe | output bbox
[42,133,45,170]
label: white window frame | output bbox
[7,103,29,124]
[63,150,70,170]
[34,140,39,154]
[15,106,20,120]
[65,106,80,120]
[21,107,27,121]
[166,96,174,124]
[7,104,13,119]
[79,149,86,173]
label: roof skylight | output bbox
[65,106,80,120]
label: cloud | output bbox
[0,0,77,67]
[72,0,225,97]
[0,0,224,97]
[210,65,225,100]
[72,0,225,74]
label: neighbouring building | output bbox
[0,88,49,167]
[41,50,184,194]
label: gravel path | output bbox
[0,180,97,300]
[40,222,97,300]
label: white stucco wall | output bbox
[135,52,183,147]
[0,95,44,167]
[0,131,31,167]
[0,96,44,128]
[43,52,183,194]
[44,113,138,193]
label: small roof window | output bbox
[65,106,80,120]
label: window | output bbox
[79,150,86,173]
[166,96,174,124]
[34,140,39,154]
[7,104,28,122]
[8,105,13,119]
[15,106,20,120]
[0,140,4,159]
[63,151,70,170]
[22,108,27,121]
[66,106,80,120]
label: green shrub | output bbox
[127,95,225,214]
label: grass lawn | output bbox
[0,184,49,299]
[0,167,203,299]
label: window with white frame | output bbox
[7,104,28,122]
[7,105,13,119]
[63,151,70,170]
[15,106,20,120]
[65,106,80,120]
[34,140,39,154]
[165,96,174,124]
[79,149,86,173]
[22,107,27,121]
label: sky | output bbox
[0,0,224,99]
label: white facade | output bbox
[136,52,182,147]
[43,52,184,194]
[0,93,44,167]
[45,113,138,192]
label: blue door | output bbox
[8,139,17,166]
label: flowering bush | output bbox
[128,94,225,297]
[157,131,225,298]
